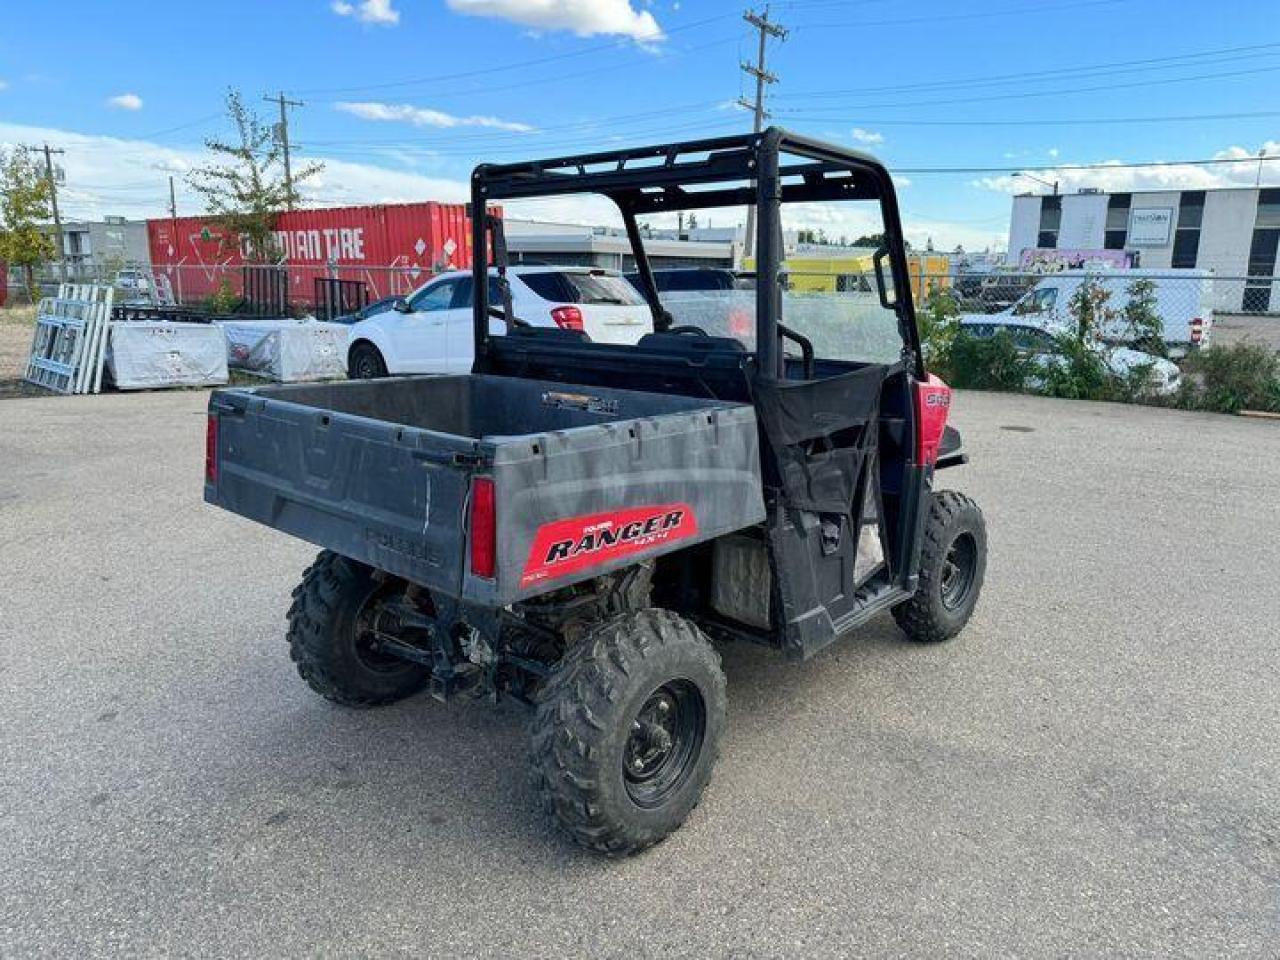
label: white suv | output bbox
[347,266,652,377]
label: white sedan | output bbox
[959,317,1181,396]
[347,266,653,378]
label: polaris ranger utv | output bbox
[204,129,987,855]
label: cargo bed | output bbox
[206,375,766,605]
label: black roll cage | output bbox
[470,126,925,380]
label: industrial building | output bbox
[1008,187,1280,312]
[45,216,150,278]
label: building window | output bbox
[1257,188,1280,228]
[1035,195,1061,248]
[1171,191,1205,269]
[1103,193,1131,248]
[1243,226,1280,312]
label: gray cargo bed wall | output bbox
[246,375,728,438]
[209,375,766,605]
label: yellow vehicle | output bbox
[744,251,951,300]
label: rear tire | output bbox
[893,490,987,643]
[286,550,430,707]
[348,341,388,379]
[529,609,726,856]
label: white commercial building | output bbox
[1008,187,1280,312]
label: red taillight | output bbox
[1190,318,1204,344]
[469,477,496,579]
[205,414,218,484]
[912,374,952,467]
[551,306,583,331]
[728,309,752,340]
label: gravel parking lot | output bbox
[1,387,1278,957]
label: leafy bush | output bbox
[1176,341,1280,414]
[205,279,240,315]
[1122,278,1166,357]
[1066,276,1117,340]
[948,330,1032,392]
[1038,333,1111,400]
[918,284,961,378]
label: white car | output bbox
[960,317,1182,396]
[347,266,652,377]
[961,269,1213,357]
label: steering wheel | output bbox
[665,325,710,336]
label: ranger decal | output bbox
[521,503,698,587]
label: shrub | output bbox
[918,284,961,379]
[1177,341,1280,414]
[1122,278,1166,357]
[1038,333,1111,400]
[948,330,1032,392]
[205,279,239,315]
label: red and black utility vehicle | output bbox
[204,129,987,855]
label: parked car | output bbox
[959,317,1182,396]
[347,266,652,377]
[961,269,1212,357]
[332,294,401,325]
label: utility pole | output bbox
[738,5,787,260]
[41,143,67,281]
[264,91,304,209]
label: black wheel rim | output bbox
[354,353,378,379]
[940,532,978,610]
[352,584,414,674]
[623,680,706,809]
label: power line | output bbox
[265,92,304,210]
[41,143,67,282]
[740,4,787,259]
[774,39,1280,102]
[894,154,1280,175]
[782,108,1280,129]
[789,0,1140,30]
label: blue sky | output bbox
[2,0,1279,249]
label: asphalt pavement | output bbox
[1,387,1278,957]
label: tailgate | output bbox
[204,389,476,594]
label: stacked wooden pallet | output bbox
[23,284,115,394]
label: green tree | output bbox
[853,232,885,247]
[1122,277,1165,356]
[1066,276,1115,340]
[0,146,56,302]
[186,89,321,263]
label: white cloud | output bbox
[975,141,1280,195]
[0,119,1009,254]
[331,0,400,25]
[851,128,884,145]
[446,0,664,41]
[0,80,9,92]
[106,93,143,111]
[336,101,535,133]
[1047,147,1060,159]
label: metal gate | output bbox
[314,277,369,322]
[243,265,289,316]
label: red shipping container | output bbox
[148,201,494,306]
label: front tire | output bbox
[286,551,430,707]
[893,490,987,643]
[529,609,726,856]
[348,341,388,379]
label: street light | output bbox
[1014,172,1059,195]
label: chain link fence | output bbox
[8,260,1280,351]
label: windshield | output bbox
[522,271,647,306]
